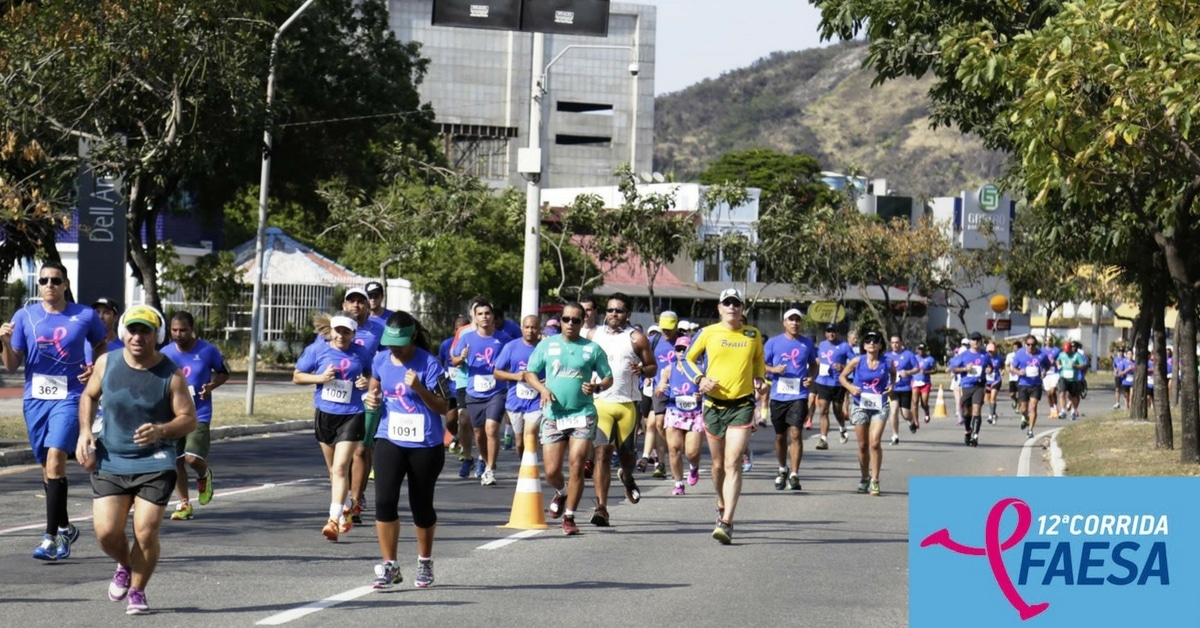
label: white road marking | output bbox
[255,586,376,625]
[477,529,543,550]
[1017,428,1062,477]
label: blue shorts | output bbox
[24,398,81,464]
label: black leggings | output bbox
[373,439,444,527]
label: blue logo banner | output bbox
[910,477,1198,627]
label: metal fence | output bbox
[159,283,341,346]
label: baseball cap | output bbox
[824,323,838,332]
[92,297,122,314]
[124,305,162,331]
[783,308,803,320]
[344,287,369,301]
[968,331,983,341]
[365,281,384,295]
[718,288,744,304]
[863,330,884,343]
[647,325,661,335]
[674,335,692,350]
[658,310,679,330]
[546,319,560,327]
[960,338,970,345]
[330,315,358,332]
[380,323,415,347]
[917,343,927,350]
[1061,340,1073,351]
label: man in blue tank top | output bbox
[77,305,197,616]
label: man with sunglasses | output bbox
[587,293,657,526]
[1,262,108,561]
[949,332,993,446]
[813,323,853,450]
[682,288,766,544]
[763,308,816,491]
[1011,335,1053,439]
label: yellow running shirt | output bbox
[683,324,765,402]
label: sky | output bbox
[638,0,834,95]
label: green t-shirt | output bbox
[526,335,612,419]
[1056,352,1087,381]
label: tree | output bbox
[0,128,72,278]
[699,149,829,206]
[540,193,619,302]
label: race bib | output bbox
[1062,367,1075,379]
[675,396,698,411]
[776,377,802,395]
[860,392,884,411]
[1025,365,1040,378]
[188,385,197,397]
[448,366,461,380]
[818,363,831,377]
[968,365,983,378]
[515,381,539,400]
[473,374,496,393]
[912,373,927,384]
[31,374,67,400]
[557,415,587,430]
[642,380,654,396]
[1147,375,1155,387]
[387,412,425,442]
[321,378,353,404]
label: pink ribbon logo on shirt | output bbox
[474,346,495,367]
[38,327,68,358]
[335,358,351,379]
[784,348,802,369]
[182,366,192,378]
[920,498,1049,621]
[392,383,417,412]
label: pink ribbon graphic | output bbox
[182,366,192,378]
[673,382,692,396]
[784,348,801,369]
[474,346,495,367]
[920,497,1049,621]
[392,383,417,412]
[37,327,68,358]
[335,358,351,380]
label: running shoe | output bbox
[198,468,214,505]
[856,479,870,494]
[1112,403,1120,410]
[970,433,979,447]
[341,509,354,533]
[890,434,899,446]
[108,564,131,601]
[1050,409,1059,419]
[716,505,725,525]
[652,462,667,478]
[1020,417,1030,430]
[839,429,849,444]
[53,531,72,560]
[909,421,918,434]
[458,457,472,478]
[447,438,461,455]
[788,474,802,491]
[773,470,786,490]
[712,520,733,545]
[415,559,435,588]
[562,515,580,536]
[741,451,753,472]
[672,483,685,496]
[61,523,79,546]
[869,480,881,496]
[590,503,610,527]
[618,468,641,504]
[502,432,514,450]
[373,561,403,589]
[635,457,650,473]
[322,519,340,542]
[32,534,57,561]
[125,588,149,615]
[815,437,829,450]
[548,493,567,519]
[474,458,486,478]
[923,415,930,423]
[352,497,364,525]
[1070,411,1078,421]
[687,465,700,486]
[170,501,194,521]
[987,415,996,425]
[1027,430,1034,439]
[481,468,496,486]
[964,432,972,446]
[956,414,964,425]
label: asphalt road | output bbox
[0,391,1113,627]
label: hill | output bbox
[653,40,1007,200]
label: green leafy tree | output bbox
[540,193,618,302]
[699,149,828,206]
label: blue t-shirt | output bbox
[1117,357,1135,386]
[764,335,816,401]
[368,309,394,332]
[986,353,1004,385]
[353,319,385,354]
[452,330,510,400]
[664,359,702,412]
[851,355,891,405]
[10,302,108,400]
[653,334,681,391]
[886,349,919,392]
[160,339,228,423]
[951,350,989,388]
[1012,349,1052,387]
[372,348,446,448]
[912,355,935,387]
[816,339,854,387]
[295,340,373,414]
[438,335,461,395]
[495,337,541,414]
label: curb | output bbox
[0,419,314,469]
[1049,429,1066,476]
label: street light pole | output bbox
[246,0,317,415]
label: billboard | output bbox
[76,140,127,306]
[432,0,522,31]
[432,0,610,37]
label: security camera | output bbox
[628,62,640,77]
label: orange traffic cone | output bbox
[504,431,548,530]
[933,385,948,419]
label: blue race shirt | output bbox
[912,355,936,388]
[296,339,373,414]
[354,319,385,354]
[816,339,853,387]
[951,350,989,388]
[851,355,891,405]
[161,339,228,423]
[495,337,541,414]
[368,309,394,332]
[373,348,446,448]
[10,302,107,400]
[887,349,919,392]
[764,334,816,401]
[1012,349,1052,387]
[453,329,509,400]
[664,359,702,412]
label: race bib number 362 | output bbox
[32,374,67,400]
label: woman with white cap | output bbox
[294,311,373,541]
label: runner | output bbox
[912,344,936,423]
[588,293,657,526]
[1043,338,1062,418]
[438,315,471,468]
[365,281,394,330]
[763,308,816,490]
[639,310,680,478]
[523,302,613,536]
[363,311,449,589]
[579,296,599,338]
[812,323,852,450]
[885,335,919,444]
[1056,341,1088,421]
[293,311,372,540]
[1010,334,1053,439]
[838,330,894,495]
[160,311,229,521]
[1116,348,1135,410]
[451,299,510,486]
[952,337,969,424]
[682,288,767,544]
[76,305,196,615]
[346,287,385,525]
[948,332,991,446]
[1,261,108,561]
[1006,340,1021,411]
[493,315,544,460]
[658,335,705,495]
[90,297,127,353]
[983,342,1004,425]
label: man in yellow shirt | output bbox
[682,288,767,544]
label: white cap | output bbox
[330,315,358,332]
[783,308,803,320]
[718,288,745,303]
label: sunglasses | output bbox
[561,316,583,325]
[606,307,627,314]
[721,299,743,307]
[864,338,881,344]
[38,277,64,286]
